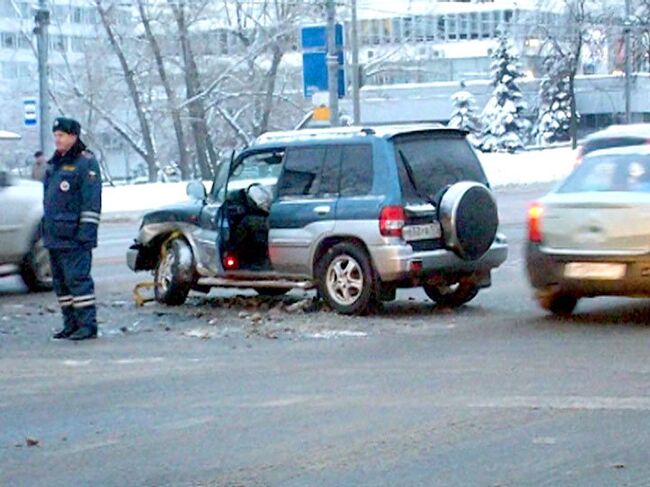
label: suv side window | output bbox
[277,146,327,198]
[339,144,373,196]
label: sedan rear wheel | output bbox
[537,292,578,316]
[20,236,52,292]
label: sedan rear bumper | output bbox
[526,242,650,297]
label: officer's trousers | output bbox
[49,249,97,332]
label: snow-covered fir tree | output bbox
[534,54,572,145]
[449,82,482,146]
[479,35,530,153]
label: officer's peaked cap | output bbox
[52,117,81,136]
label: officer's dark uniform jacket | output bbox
[43,145,102,249]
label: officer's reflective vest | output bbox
[42,150,102,250]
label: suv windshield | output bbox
[393,132,487,203]
[559,153,650,193]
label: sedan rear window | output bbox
[583,137,648,157]
[560,154,650,193]
[393,132,487,202]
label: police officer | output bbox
[43,117,102,341]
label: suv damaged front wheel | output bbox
[317,242,378,315]
[154,237,195,306]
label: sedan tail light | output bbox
[528,202,544,243]
[379,206,406,238]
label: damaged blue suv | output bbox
[127,125,507,314]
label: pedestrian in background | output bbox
[31,150,46,181]
[42,117,102,341]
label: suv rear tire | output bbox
[438,182,498,261]
[317,242,377,315]
[154,237,194,306]
[423,279,479,308]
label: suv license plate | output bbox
[403,223,441,241]
[564,263,626,280]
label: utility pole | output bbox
[34,0,50,151]
[326,0,339,127]
[624,0,632,124]
[350,0,361,125]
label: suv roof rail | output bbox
[256,126,378,143]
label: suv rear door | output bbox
[393,131,490,250]
[268,145,340,276]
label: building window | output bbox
[50,35,66,52]
[17,33,31,49]
[1,32,16,49]
[70,36,85,53]
[470,13,479,39]
[403,16,413,43]
[458,13,468,40]
[447,15,457,40]
[53,5,68,22]
[391,17,402,44]
[2,62,17,79]
[437,16,446,41]
[72,7,83,23]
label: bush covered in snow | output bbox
[479,35,530,153]
[534,54,572,145]
[449,83,482,146]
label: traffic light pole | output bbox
[624,0,632,124]
[326,0,339,127]
[35,0,50,151]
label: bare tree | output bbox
[136,0,191,180]
[95,0,159,182]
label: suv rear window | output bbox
[394,132,487,202]
[339,144,373,196]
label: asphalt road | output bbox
[2,185,650,487]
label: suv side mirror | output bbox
[186,180,207,201]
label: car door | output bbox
[268,145,340,276]
[0,174,37,262]
[192,155,232,275]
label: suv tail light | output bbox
[380,206,406,238]
[574,146,584,168]
[528,202,544,243]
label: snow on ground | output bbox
[102,147,576,215]
[479,146,576,187]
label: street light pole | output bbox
[624,0,632,124]
[35,0,50,151]
[350,0,361,125]
[326,0,339,127]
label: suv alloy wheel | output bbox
[317,242,377,315]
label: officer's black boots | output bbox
[52,328,75,340]
[53,307,79,339]
[68,327,97,341]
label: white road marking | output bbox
[469,396,650,411]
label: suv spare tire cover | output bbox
[438,182,498,261]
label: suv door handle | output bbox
[314,205,331,215]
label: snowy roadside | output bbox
[102,146,576,221]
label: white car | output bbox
[0,162,52,291]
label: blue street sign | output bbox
[300,24,345,99]
[23,98,37,126]
[301,24,343,51]
[302,52,345,99]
